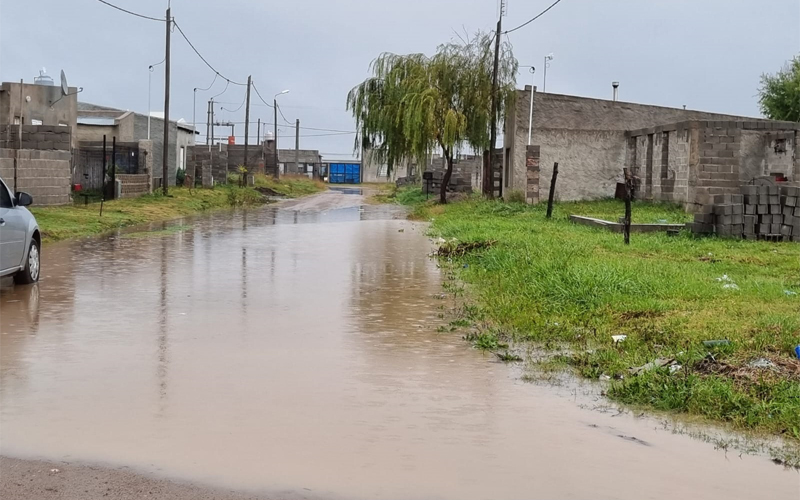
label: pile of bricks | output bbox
[692,184,800,241]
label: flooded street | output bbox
[1,190,798,500]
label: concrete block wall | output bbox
[0,148,71,205]
[189,145,229,184]
[117,174,150,198]
[0,124,72,151]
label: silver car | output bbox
[0,177,40,284]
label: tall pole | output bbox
[257,119,261,146]
[243,75,252,170]
[486,10,502,198]
[15,78,23,192]
[295,119,300,175]
[274,99,279,178]
[206,100,211,146]
[527,68,536,146]
[210,99,215,145]
[543,55,547,92]
[192,88,197,141]
[148,66,153,140]
[161,7,171,195]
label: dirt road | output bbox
[2,189,798,499]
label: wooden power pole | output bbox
[243,75,252,172]
[485,1,504,198]
[295,119,300,175]
[161,7,171,195]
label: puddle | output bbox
[1,201,798,500]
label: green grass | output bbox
[409,189,800,441]
[33,176,325,244]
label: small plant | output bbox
[506,190,526,204]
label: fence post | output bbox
[623,168,633,245]
[546,162,559,219]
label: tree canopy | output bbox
[347,32,517,202]
[758,55,800,122]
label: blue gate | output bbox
[329,163,361,184]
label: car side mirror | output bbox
[15,192,33,207]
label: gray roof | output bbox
[77,117,116,126]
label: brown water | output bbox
[1,191,798,499]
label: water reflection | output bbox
[0,201,797,500]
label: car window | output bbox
[0,182,12,208]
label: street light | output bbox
[273,90,289,178]
[543,53,554,92]
[148,58,166,140]
[520,66,536,145]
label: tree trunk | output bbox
[440,152,454,204]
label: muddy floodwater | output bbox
[1,190,798,499]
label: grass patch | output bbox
[419,196,800,441]
[33,176,325,244]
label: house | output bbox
[501,86,799,209]
[278,149,322,177]
[76,103,196,188]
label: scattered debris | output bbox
[669,364,682,374]
[629,357,676,376]
[599,374,611,381]
[722,283,739,290]
[436,239,496,258]
[49,469,60,474]
[703,340,731,348]
[254,186,282,197]
[715,274,732,282]
[495,351,523,362]
[784,290,798,296]
[611,335,627,343]
[795,345,800,360]
[749,358,776,369]
[617,434,651,447]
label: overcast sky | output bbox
[1,0,798,160]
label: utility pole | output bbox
[273,99,279,178]
[206,100,211,146]
[257,119,261,146]
[243,75,252,171]
[15,78,23,192]
[295,119,300,175]
[485,0,504,198]
[161,7,171,195]
[210,99,215,145]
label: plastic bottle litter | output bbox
[612,335,627,343]
[795,345,800,360]
[785,290,798,296]
[748,358,776,369]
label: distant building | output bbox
[278,149,322,177]
[0,79,78,149]
[77,103,196,188]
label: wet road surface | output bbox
[2,189,799,499]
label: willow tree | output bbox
[347,32,517,203]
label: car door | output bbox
[0,179,27,275]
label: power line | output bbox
[251,82,275,108]
[172,20,247,86]
[195,73,218,92]
[503,0,564,34]
[220,88,248,113]
[276,103,293,125]
[196,120,354,133]
[210,80,230,100]
[96,0,164,22]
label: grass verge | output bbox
[410,189,800,444]
[33,176,325,244]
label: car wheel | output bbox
[14,239,40,284]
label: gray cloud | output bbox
[1,0,798,159]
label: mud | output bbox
[2,190,799,499]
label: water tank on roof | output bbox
[264,130,275,141]
[34,68,54,86]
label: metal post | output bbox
[546,162,558,219]
[210,99,215,146]
[527,70,536,146]
[295,118,300,175]
[257,119,261,146]
[274,99,279,178]
[161,7,171,195]
[206,100,211,146]
[148,67,152,140]
[14,78,23,192]
[100,135,106,216]
[111,136,117,200]
[243,75,252,171]
[543,56,547,92]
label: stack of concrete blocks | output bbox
[693,184,800,241]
